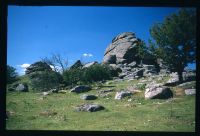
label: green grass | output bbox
[6,79,195,131]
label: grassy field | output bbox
[6,79,195,131]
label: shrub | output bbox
[63,68,83,86]
[63,64,112,86]
[82,64,111,83]
[29,70,62,92]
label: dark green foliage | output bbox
[63,64,111,86]
[82,64,111,83]
[7,65,18,84]
[62,68,83,86]
[149,8,196,82]
[27,61,62,92]
[135,41,148,60]
[29,70,62,92]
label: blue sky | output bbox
[7,6,196,75]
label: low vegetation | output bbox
[6,78,195,131]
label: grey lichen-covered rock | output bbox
[80,94,97,100]
[166,72,179,83]
[103,32,141,64]
[145,86,173,99]
[75,104,105,112]
[70,85,91,93]
[98,89,113,94]
[16,83,28,92]
[114,91,132,100]
[25,61,52,75]
[49,88,58,93]
[185,89,196,95]
[70,60,83,69]
[82,61,98,68]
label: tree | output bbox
[135,40,148,65]
[41,53,68,73]
[7,65,18,84]
[149,8,196,82]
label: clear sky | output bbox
[7,6,195,75]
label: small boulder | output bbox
[70,85,91,93]
[127,86,142,94]
[185,89,196,95]
[145,86,173,99]
[98,89,113,94]
[16,83,28,92]
[42,91,51,96]
[114,91,132,100]
[75,104,105,112]
[49,88,58,93]
[80,94,97,100]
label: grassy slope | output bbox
[6,78,195,131]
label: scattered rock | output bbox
[6,111,15,119]
[127,99,132,102]
[43,91,51,96]
[80,94,97,100]
[114,91,132,100]
[16,83,28,92]
[82,61,98,68]
[178,81,195,87]
[185,89,196,95]
[75,104,105,112]
[98,93,111,98]
[98,89,113,94]
[145,86,173,99]
[128,61,137,67]
[58,90,67,93]
[127,86,142,94]
[49,88,58,93]
[70,85,91,93]
[39,110,57,117]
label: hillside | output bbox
[6,75,195,131]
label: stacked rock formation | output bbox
[103,32,141,64]
[102,32,159,80]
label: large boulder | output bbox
[16,83,28,92]
[70,85,91,93]
[103,32,141,64]
[82,61,98,68]
[145,86,173,99]
[70,60,83,69]
[25,61,52,75]
[75,104,105,112]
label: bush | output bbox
[63,68,83,86]
[7,65,18,84]
[63,64,112,86]
[82,64,111,83]
[29,70,62,92]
